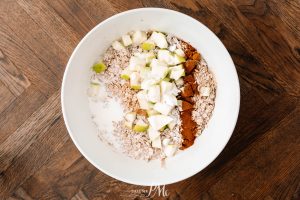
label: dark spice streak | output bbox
[179,41,201,150]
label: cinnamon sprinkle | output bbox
[179,41,201,149]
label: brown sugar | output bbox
[182,100,193,111]
[180,109,197,149]
[182,96,193,104]
[181,84,194,97]
[179,41,201,150]
[184,60,198,74]
[184,75,198,95]
[192,52,201,61]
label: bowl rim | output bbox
[61,7,240,186]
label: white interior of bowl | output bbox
[61,8,240,186]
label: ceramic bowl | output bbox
[61,8,240,186]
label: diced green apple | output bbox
[158,50,185,65]
[159,125,167,131]
[148,114,173,130]
[121,74,130,80]
[175,78,184,87]
[174,48,185,57]
[132,30,147,45]
[125,112,136,123]
[134,52,155,64]
[151,136,162,148]
[122,34,132,46]
[133,119,149,132]
[140,67,151,79]
[170,83,181,96]
[131,85,141,90]
[141,79,158,90]
[153,102,174,115]
[162,94,178,106]
[169,68,185,80]
[150,58,168,68]
[167,121,176,130]
[130,72,141,90]
[160,80,173,95]
[144,52,156,63]
[92,62,107,73]
[141,40,155,50]
[148,127,160,140]
[163,77,170,82]
[128,56,146,71]
[150,59,169,80]
[161,81,180,96]
[150,31,168,49]
[120,67,132,80]
[148,115,173,130]
[157,49,174,65]
[112,40,125,51]
[147,85,160,103]
[137,90,152,109]
[173,54,186,65]
[170,64,184,71]
[146,109,160,116]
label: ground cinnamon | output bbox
[179,41,200,150]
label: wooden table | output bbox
[0,0,299,199]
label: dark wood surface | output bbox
[0,0,299,199]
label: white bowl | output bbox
[61,8,240,186]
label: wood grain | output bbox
[0,0,299,199]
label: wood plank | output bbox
[16,0,80,56]
[0,0,68,81]
[0,85,46,144]
[268,0,300,45]
[13,187,33,200]
[46,0,97,37]
[75,0,118,22]
[208,106,300,199]
[71,190,89,200]
[0,112,69,198]
[20,140,82,199]
[37,158,97,199]
[199,0,300,95]
[167,0,285,103]
[0,19,59,97]
[0,80,15,114]
[0,91,61,172]
[0,49,30,97]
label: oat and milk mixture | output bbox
[88,30,216,161]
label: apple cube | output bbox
[132,30,147,45]
[130,72,141,90]
[128,56,146,71]
[151,136,162,148]
[148,127,161,140]
[147,85,161,103]
[153,102,174,115]
[112,40,125,51]
[122,34,132,46]
[150,31,168,48]
[147,114,174,130]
